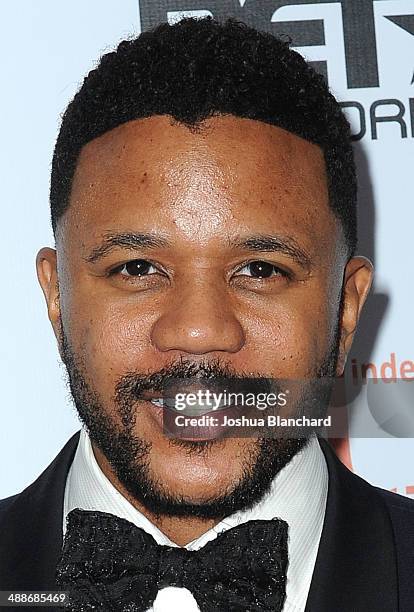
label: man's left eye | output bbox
[236,261,288,279]
[114,259,158,277]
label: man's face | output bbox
[37,115,372,516]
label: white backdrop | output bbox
[1,0,413,499]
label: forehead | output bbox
[63,114,340,254]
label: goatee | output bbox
[59,318,339,520]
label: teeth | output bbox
[169,398,234,416]
[163,398,230,409]
[150,396,234,414]
[150,398,164,407]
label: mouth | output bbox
[140,393,241,441]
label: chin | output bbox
[147,437,249,500]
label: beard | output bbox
[59,316,340,521]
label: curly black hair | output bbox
[51,17,357,254]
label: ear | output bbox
[336,256,373,375]
[36,247,62,349]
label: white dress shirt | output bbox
[63,429,328,612]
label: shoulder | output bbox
[378,486,414,513]
[0,432,81,528]
[375,486,414,607]
[321,439,414,541]
[377,486,414,532]
[0,493,19,518]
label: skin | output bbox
[37,115,373,544]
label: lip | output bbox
[142,399,165,430]
[162,403,243,441]
[139,397,231,440]
[139,399,226,440]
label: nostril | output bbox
[150,309,246,355]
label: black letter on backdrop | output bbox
[138,0,379,88]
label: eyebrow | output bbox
[84,230,311,270]
[229,234,312,269]
[84,232,171,263]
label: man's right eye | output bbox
[111,259,158,277]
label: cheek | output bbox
[240,293,335,377]
[68,302,158,392]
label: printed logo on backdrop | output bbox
[138,0,414,140]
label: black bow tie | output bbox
[56,509,288,612]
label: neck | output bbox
[92,443,220,546]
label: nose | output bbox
[151,282,245,355]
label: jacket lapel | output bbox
[305,439,398,611]
[0,431,80,589]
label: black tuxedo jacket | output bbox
[1,432,414,611]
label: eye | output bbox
[112,259,159,277]
[236,261,289,279]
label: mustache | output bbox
[114,358,276,405]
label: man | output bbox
[0,16,413,612]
